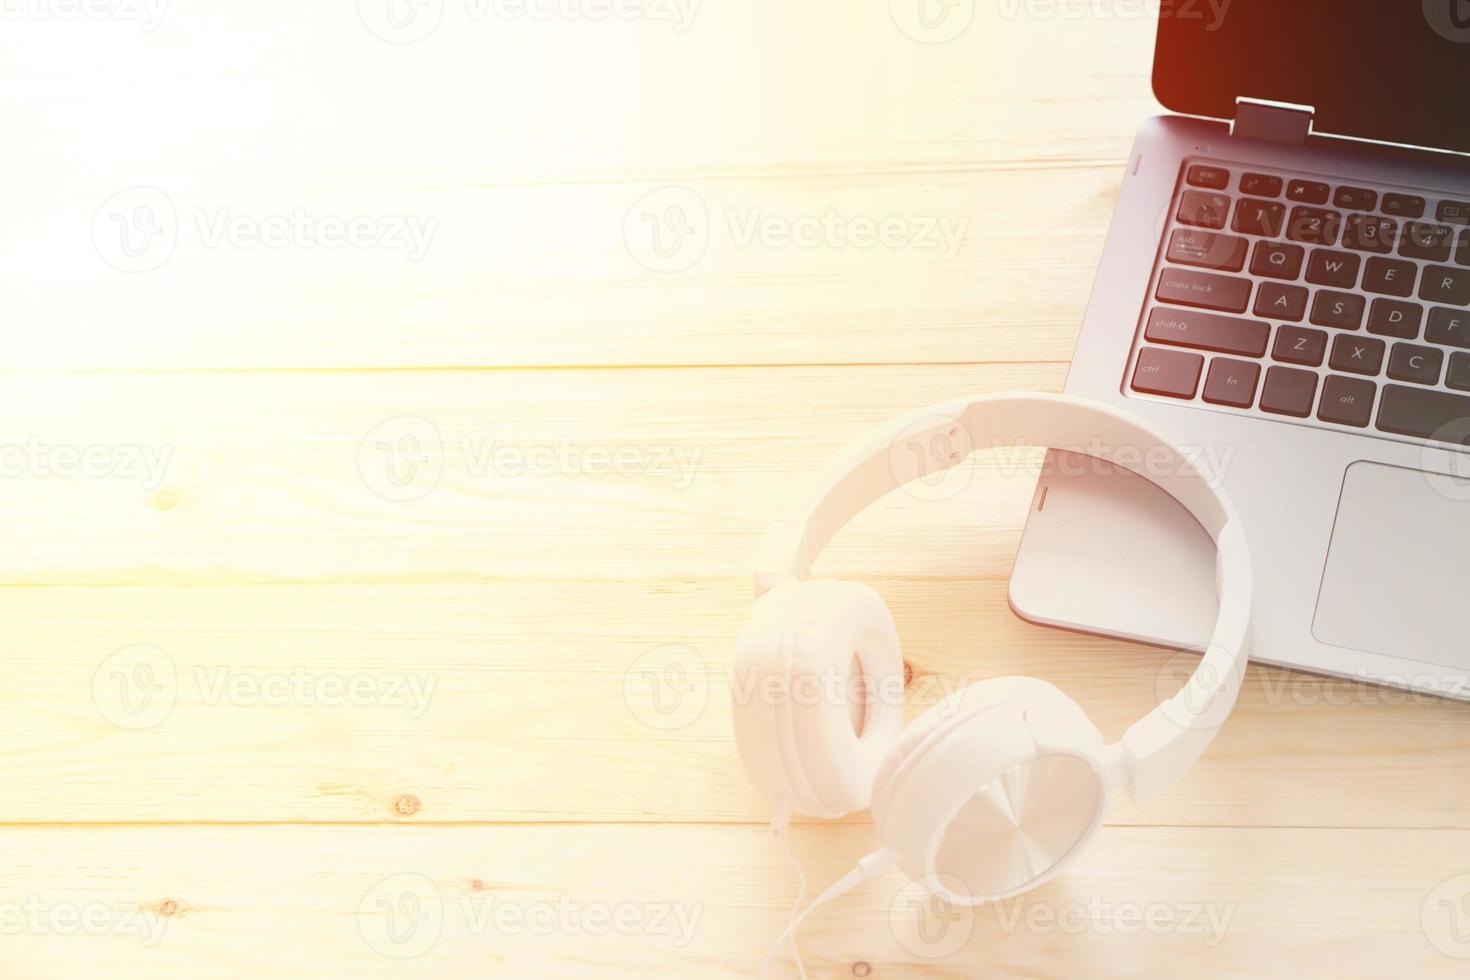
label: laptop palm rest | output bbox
[1313,461,1470,672]
[1009,450,1217,652]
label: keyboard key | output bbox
[1437,200,1470,226]
[1255,282,1308,321]
[1419,265,1470,306]
[1459,230,1470,267]
[1362,257,1418,297]
[1366,298,1423,338]
[1305,248,1361,288]
[1166,229,1248,271]
[1143,308,1269,356]
[1239,173,1282,197]
[1250,240,1305,280]
[1132,347,1203,398]
[1286,180,1330,205]
[1286,206,1341,246]
[1310,290,1366,330]
[1177,190,1230,229]
[1343,214,1398,253]
[1382,193,1425,219]
[1377,384,1470,439]
[1272,325,1327,366]
[1319,375,1377,427]
[1387,343,1443,385]
[1448,352,1470,392]
[1232,198,1285,237]
[1260,366,1318,417]
[1186,165,1230,190]
[1329,334,1385,375]
[1156,268,1252,313]
[1426,307,1470,348]
[1333,186,1378,211]
[1400,222,1454,262]
[1202,357,1261,407]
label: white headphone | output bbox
[734,392,1252,966]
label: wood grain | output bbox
[0,825,1462,978]
[1,1,1465,976]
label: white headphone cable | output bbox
[769,803,809,979]
[759,845,900,979]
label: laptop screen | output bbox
[1154,0,1470,155]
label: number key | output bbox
[1343,214,1398,253]
[1286,206,1341,246]
[1233,198,1285,237]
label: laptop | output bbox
[1009,0,1470,700]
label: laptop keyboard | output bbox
[1127,159,1470,446]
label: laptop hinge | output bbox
[1231,98,1315,146]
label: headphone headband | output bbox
[751,392,1252,803]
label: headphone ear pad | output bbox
[733,580,904,819]
[872,678,1109,904]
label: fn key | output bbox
[1132,347,1203,399]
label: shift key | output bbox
[1156,268,1253,313]
[1144,307,1269,356]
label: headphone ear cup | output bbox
[733,579,904,819]
[872,678,1109,905]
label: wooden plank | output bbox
[0,5,1159,369]
[0,363,1076,584]
[1,580,1464,827]
[0,824,1461,978]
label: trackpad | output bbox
[1314,461,1470,671]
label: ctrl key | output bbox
[1131,347,1203,399]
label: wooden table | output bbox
[2,3,1467,976]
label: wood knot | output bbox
[469,878,487,892]
[902,661,915,689]
[392,794,422,817]
[151,488,182,511]
[851,964,873,978]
